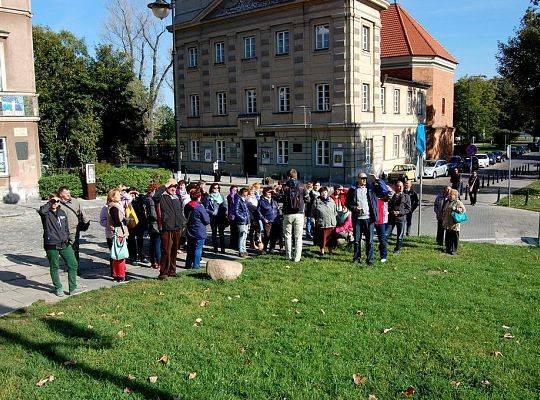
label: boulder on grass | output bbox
[207,259,243,281]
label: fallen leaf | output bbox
[234,295,240,299]
[368,395,378,400]
[157,355,169,364]
[78,306,82,309]
[124,387,132,394]
[382,328,393,334]
[36,375,55,387]
[112,319,119,324]
[481,380,491,386]
[502,325,510,329]
[128,374,136,381]
[332,352,340,357]
[501,333,514,339]
[239,347,246,353]
[199,300,210,307]
[492,351,503,357]
[148,376,158,384]
[356,310,364,316]
[87,325,94,330]
[294,309,300,315]
[291,298,299,303]
[244,358,252,365]
[125,324,133,328]
[352,374,367,385]
[451,380,461,388]
[158,292,165,296]
[400,386,415,397]
[117,330,126,337]
[285,265,291,269]
[63,360,77,366]
[100,313,107,317]
[56,312,64,316]
[204,288,210,292]
[188,372,197,380]
[227,296,232,300]
[320,309,326,315]
[195,318,202,324]
[80,285,88,289]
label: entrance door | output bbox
[243,139,258,176]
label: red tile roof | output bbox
[381,3,458,64]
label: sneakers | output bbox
[157,275,168,281]
[393,249,401,254]
[54,290,65,297]
[381,258,387,263]
[239,252,249,259]
[69,288,85,296]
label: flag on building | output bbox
[416,124,426,156]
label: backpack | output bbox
[287,181,305,213]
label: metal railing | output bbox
[0,92,39,118]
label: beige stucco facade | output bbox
[174,0,426,182]
[0,0,40,201]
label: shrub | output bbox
[38,173,83,199]
[96,167,171,194]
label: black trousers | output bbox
[405,212,413,235]
[211,221,226,253]
[229,223,239,251]
[470,190,478,205]
[445,229,459,254]
[127,231,145,261]
[436,220,445,246]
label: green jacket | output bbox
[312,197,337,228]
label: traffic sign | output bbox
[466,144,477,156]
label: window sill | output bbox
[273,111,293,115]
[214,62,225,66]
[275,52,290,57]
[315,164,329,167]
[312,109,331,113]
[238,113,261,118]
[314,47,330,52]
[187,67,199,70]
[213,114,228,117]
[241,57,258,61]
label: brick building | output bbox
[0,0,40,201]
[173,0,455,181]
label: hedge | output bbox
[38,167,172,199]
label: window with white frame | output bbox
[246,89,257,114]
[407,91,413,114]
[315,24,330,50]
[417,92,425,115]
[0,137,8,175]
[393,89,400,114]
[393,135,400,158]
[315,140,329,166]
[214,42,225,64]
[244,36,256,59]
[190,140,200,161]
[362,25,370,51]
[189,94,200,117]
[276,31,289,55]
[276,140,289,164]
[365,138,373,165]
[188,47,198,68]
[0,43,6,91]
[278,86,291,112]
[362,83,370,112]
[216,140,226,162]
[406,134,414,156]
[217,92,227,115]
[316,83,330,111]
[382,136,386,160]
[441,97,446,115]
[381,86,386,113]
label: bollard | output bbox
[487,174,490,187]
[229,173,232,183]
[482,175,485,188]
[245,173,249,184]
[465,185,469,200]
[492,173,495,185]
[525,189,529,206]
[199,172,202,180]
[497,187,501,202]
[496,171,499,183]
[459,182,463,196]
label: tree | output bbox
[153,105,175,143]
[497,4,540,132]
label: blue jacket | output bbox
[345,180,389,224]
[234,194,250,225]
[184,201,210,240]
[257,197,279,223]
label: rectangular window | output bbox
[315,24,330,50]
[189,94,200,117]
[362,83,370,112]
[276,140,289,164]
[407,91,413,114]
[217,92,227,115]
[381,86,386,113]
[188,47,198,68]
[216,140,226,162]
[315,140,329,166]
[393,135,399,158]
[246,89,257,114]
[394,89,400,114]
[214,42,225,64]
[0,43,6,91]
[190,140,200,161]
[362,25,370,51]
[417,92,425,115]
[441,97,446,115]
[244,36,256,59]
[276,31,289,55]
[278,86,291,112]
[382,136,386,160]
[365,138,373,165]
[316,84,330,111]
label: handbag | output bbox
[111,232,129,260]
[125,204,139,229]
[451,210,468,224]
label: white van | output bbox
[475,153,490,168]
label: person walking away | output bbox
[234,188,251,258]
[154,178,186,280]
[106,188,130,282]
[184,189,210,269]
[345,173,388,265]
[386,181,412,254]
[38,193,80,296]
[468,171,480,206]
[127,188,149,265]
[277,169,310,262]
[227,186,239,250]
[450,168,461,191]
[58,186,89,266]
[434,186,451,246]
[145,183,162,269]
[204,183,228,254]
[403,180,419,236]
[442,189,466,255]
[257,186,280,253]
[311,187,338,255]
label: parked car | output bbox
[387,164,417,182]
[423,159,448,179]
[475,153,490,168]
[511,145,525,157]
[448,155,462,171]
[493,151,504,162]
[487,153,496,165]
[527,141,539,152]
[459,156,479,173]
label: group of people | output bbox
[39,168,468,295]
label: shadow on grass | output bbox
[186,272,211,281]
[0,319,176,399]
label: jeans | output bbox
[46,245,78,293]
[375,224,388,260]
[352,218,374,263]
[436,219,445,246]
[405,212,413,235]
[238,224,248,253]
[387,219,405,251]
[305,217,314,238]
[186,237,205,268]
[149,232,161,264]
[283,213,304,262]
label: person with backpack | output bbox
[203,183,228,254]
[276,169,310,262]
[234,187,251,258]
[184,188,211,269]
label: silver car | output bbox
[423,159,448,179]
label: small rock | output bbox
[207,259,243,281]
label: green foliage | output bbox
[38,173,83,199]
[153,105,175,142]
[95,162,113,177]
[96,167,171,194]
[497,179,540,212]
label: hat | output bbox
[166,178,178,188]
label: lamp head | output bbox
[148,0,172,20]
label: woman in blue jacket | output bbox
[203,183,228,254]
[257,186,280,253]
[183,188,211,269]
[234,187,251,258]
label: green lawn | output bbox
[1,239,539,400]
[498,180,540,212]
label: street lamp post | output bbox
[148,0,182,178]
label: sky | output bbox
[32,0,531,106]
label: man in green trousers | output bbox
[38,193,81,297]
